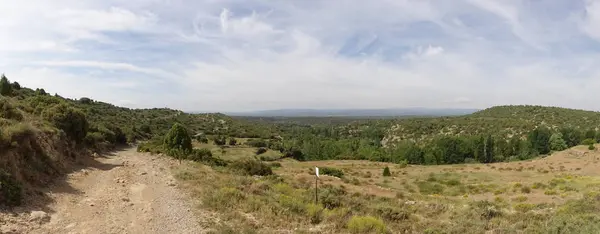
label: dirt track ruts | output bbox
[1,147,204,234]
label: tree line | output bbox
[267,125,599,165]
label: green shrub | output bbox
[213,136,227,146]
[545,189,558,195]
[374,205,410,222]
[319,184,346,209]
[42,103,88,143]
[136,137,165,154]
[441,178,461,186]
[512,196,528,202]
[163,123,192,161]
[0,98,22,121]
[230,159,273,176]
[246,139,268,148]
[321,167,344,178]
[590,144,596,150]
[417,181,445,195]
[269,162,282,168]
[532,182,547,189]
[278,194,306,214]
[514,203,535,213]
[347,216,386,234]
[521,186,532,194]
[188,148,213,162]
[84,131,105,146]
[0,171,22,206]
[25,95,63,114]
[582,138,596,146]
[306,203,324,224]
[204,187,245,210]
[2,123,35,146]
[78,97,93,104]
[382,166,391,177]
[140,124,152,135]
[256,147,267,155]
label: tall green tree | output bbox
[549,133,568,151]
[0,74,12,96]
[164,123,193,162]
[561,127,583,148]
[484,134,495,163]
[529,127,551,155]
[472,135,485,162]
[405,144,425,164]
[508,137,521,157]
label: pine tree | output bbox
[485,135,494,163]
[163,123,193,163]
[549,133,567,151]
[0,74,12,96]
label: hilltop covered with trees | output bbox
[235,105,600,166]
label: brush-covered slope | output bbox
[383,105,600,146]
[0,75,270,207]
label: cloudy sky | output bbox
[2,0,600,112]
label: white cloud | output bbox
[1,0,600,112]
[37,60,176,79]
[582,0,600,41]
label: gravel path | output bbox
[1,147,204,234]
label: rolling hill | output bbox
[383,105,600,146]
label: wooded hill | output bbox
[0,75,271,207]
[383,105,600,146]
[240,105,600,166]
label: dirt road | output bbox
[1,147,204,234]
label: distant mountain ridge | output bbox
[225,108,479,117]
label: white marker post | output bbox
[315,167,319,204]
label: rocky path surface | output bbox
[1,147,204,234]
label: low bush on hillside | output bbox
[137,137,165,154]
[213,136,227,146]
[245,139,268,148]
[321,167,344,178]
[0,98,23,121]
[229,159,273,176]
[582,138,596,146]
[188,148,212,161]
[347,216,386,234]
[383,166,391,177]
[42,103,88,143]
[256,147,267,155]
[195,135,209,143]
[186,148,227,166]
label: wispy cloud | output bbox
[37,60,176,79]
[2,0,600,112]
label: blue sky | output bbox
[2,0,600,112]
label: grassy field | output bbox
[173,143,600,233]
